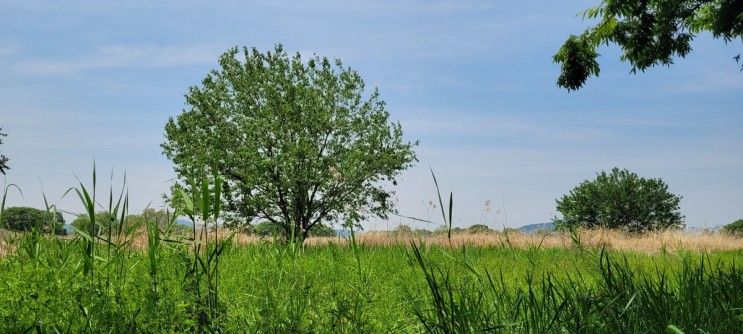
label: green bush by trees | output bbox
[555,0,743,90]
[126,208,191,235]
[126,208,173,229]
[70,208,189,236]
[162,45,416,243]
[308,223,336,237]
[467,224,493,234]
[554,168,685,232]
[252,221,336,237]
[723,219,743,236]
[1,206,65,235]
[71,211,115,236]
[393,224,493,235]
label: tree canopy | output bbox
[162,45,417,242]
[1,206,65,235]
[554,168,685,232]
[125,208,174,229]
[554,0,743,90]
[0,127,9,174]
[467,224,493,234]
[71,211,115,237]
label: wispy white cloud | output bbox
[403,117,606,144]
[396,105,611,145]
[15,44,222,75]
[664,67,743,93]
[0,45,20,57]
[251,0,494,14]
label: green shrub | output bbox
[1,206,65,235]
[467,224,492,234]
[253,221,283,237]
[554,168,685,233]
[71,211,115,236]
[393,225,433,236]
[253,221,335,237]
[395,224,413,233]
[723,219,743,236]
[309,223,336,237]
[434,225,463,234]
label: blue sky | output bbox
[1,0,741,229]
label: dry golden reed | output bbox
[2,228,741,257]
[0,239,11,257]
[0,230,15,257]
[348,229,743,253]
[200,227,743,254]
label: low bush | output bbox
[70,211,115,236]
[1,206,65,235]
[723,219,743,236]
[467,224,493,233]
[253,221,336,237]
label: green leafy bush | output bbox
[253,221,284,237]
[434,225,463,234]
[554,168,685,232]
[253,221,335,237]
[395,224,412,233]
[71,211,115,236]
[467,224,492,234]
[309,223,336,237]
[723,219,743,236]
[1,206,65,235]
[392,225,433,236]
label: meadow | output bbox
[1,226,742,333]
[0,169,741,333]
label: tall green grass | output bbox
[1,236,741,332]
[0,170,741,333]
[408,245,743,333]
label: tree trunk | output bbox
[301,216,311,241]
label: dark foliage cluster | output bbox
[1,206,65,235]
[723,218,743,235]
[554,168,685,232]
[555,0,743,90]
[251,220,336,237]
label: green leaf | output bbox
[178,188,194,215]
[667,325,685,334]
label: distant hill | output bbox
[517,222,555,234]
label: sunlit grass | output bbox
[0,170,741,332]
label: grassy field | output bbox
[1,229,742,333]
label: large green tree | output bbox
[162,45,417,242]
[555,0,743,90]
[0,127,9,174]
[554,168,685,232]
